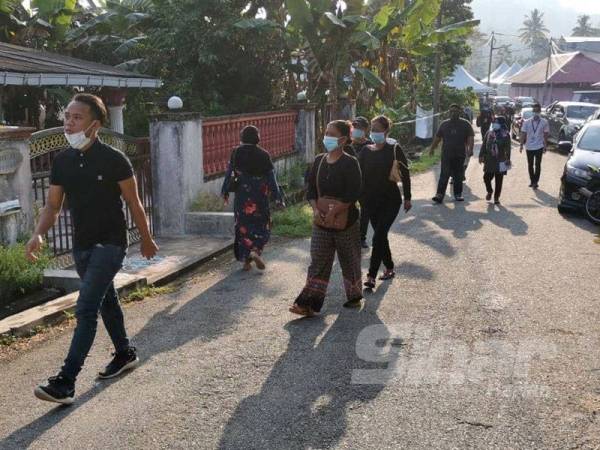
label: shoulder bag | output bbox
[314,155,349,231]
[389,144,409,183]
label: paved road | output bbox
[1,142,599,449]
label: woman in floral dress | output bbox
[222,126,284,271]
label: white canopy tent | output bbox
[446,65,495,94]
[486,62,510,84]
[491,62,522,85]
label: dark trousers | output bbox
[359,199,369,241]
[437,156,466,198]
[61,244,129,382]
[366,200,401,278]
[526,149,543,185]
[484,172,505,200]
[295,222,362,312]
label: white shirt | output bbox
[521,117,549,151]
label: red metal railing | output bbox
[202,110,297,177]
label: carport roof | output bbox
[0,42,161,88]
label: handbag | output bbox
[389,144,409,183]
[313,156,349,231]
[227,148,240,193]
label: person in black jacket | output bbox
[359,116,412,290]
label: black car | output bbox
[558,120,600,215]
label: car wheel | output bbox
[557,205,571,215]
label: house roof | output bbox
[509,52,600,85]
[0,42,161,88]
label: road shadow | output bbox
[0,254,288,449]
[218,279,393,449]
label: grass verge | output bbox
[0,242,50,304]
[122,285,176,304]
[272,204,313,238]
[410,149,441,174]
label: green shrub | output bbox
[190,192,226,212]
[278,161,308,191]
[0,242,50,302]
[273,204,313,238]
[410,148,442,174]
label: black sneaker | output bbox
[98,347,139,379]
[361,239,369,249]
[432,195,443,204]
[34,374,75,405]
[455,196,465,202]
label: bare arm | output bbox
[119,176,158,259]
[466,135,475,157]
[25,185,64,261]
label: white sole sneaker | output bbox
[34,386,74,405]
[97,357,140,380]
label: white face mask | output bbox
[64,130,91,149]
[64,122,96,150]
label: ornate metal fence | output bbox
[29,127,153,267]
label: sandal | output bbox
[250,252,266,270]
[364,276,376,289]
[289,304,315,317]
[379,269,395,281]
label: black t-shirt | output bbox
[436,118,474,158]
[50,139,134,250]
[306,153,362,229]
[358,143,411,205]
[348,140,373,158]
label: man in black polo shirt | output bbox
[26,93,158,404]
[430,104,475,203]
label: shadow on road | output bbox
[218,280,393,449]
[0,259,286,449]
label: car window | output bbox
[578,126,600,151]
[567,106,599,120]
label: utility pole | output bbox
[543,37,553,105]
[487,32,496,86]
[432,8,443,135]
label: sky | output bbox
[471,0,600,39]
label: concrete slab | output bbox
[0,235,233,336]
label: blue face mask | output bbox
[323,136,340,152]
[352,128,365,139]
[370,132,386,145]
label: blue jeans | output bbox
[61,244,130,383]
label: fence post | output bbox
[0,128,35,245]
[291,103,317,163]
[149,112,203,236]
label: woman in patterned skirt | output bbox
[222,126,284,271]
[289,120,363,317]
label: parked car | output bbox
[491,96,513,113]
[572,90,600,104]
[511,107,534,140]
[572,109,600,142]
[515,96,535,108]
[557,120,600,218]
[543,101,600,143]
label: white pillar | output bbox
[150,112,203,236]
[108,105,124,134]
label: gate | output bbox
[29,127,153,268]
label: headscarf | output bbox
[488,115,510,157]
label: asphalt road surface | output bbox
[1,142,599,450]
